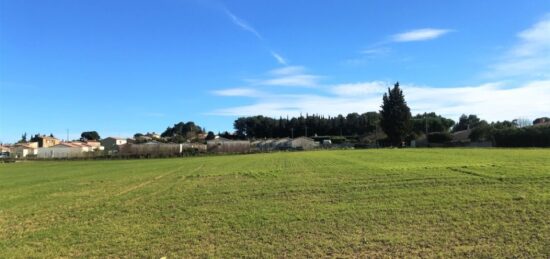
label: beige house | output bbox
[37,136,61,147]
[83,140,102,151]
[0,145,10,152]
[12,142,39,158]
[37,141,103,159]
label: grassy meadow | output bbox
[0,149,549,257]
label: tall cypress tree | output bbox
[380,82,412,146]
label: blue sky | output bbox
[1,0,550,143]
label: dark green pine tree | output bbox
[380,82,412,146]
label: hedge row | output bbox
[493,126,550,147]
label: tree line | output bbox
[232,112,381,139]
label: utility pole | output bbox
[67,129,69,142]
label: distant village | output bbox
[1,109,549,160]
[0,131,324,160]
[2,120,547,161]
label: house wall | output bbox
[12,147,37,158]
[207,140,250,153]
[181,143,207,152]
[37,147,86,159]
[27,142,39,148]
[85,141,101,149]
[252,138,317,151]
[258,140,275,151]
[118,143,183,157]
[39,137,61,148]
[291,138,316,150]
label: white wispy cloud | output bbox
[392,28,452,42]
[331,81,387,96]
[361,47,391,56]
[223,8,290,66]
[487,14,550,79]
[244,66,322,87]
[345,28,448,64]
[269,66,305,76]
[271,51,288,65]
[225,9,262,40]
[261,75,320,87]
[406,81,550,120]
[211,66,322,102]
[212,88,262,97]
[343,47,391,64]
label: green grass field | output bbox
[1,149,549,258]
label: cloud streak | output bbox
[260,66,320,87]
[271,51,288,65]
[487,14,550,79]
[392,28,452,42]
[239,66,322,88]
[223,8,288,66]
[347,28,450,64]
[225,9,262,40]
[212,88,263,97]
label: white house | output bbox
[37,142,101,159]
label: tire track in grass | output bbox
[120,163,206,206]
[446,167,502,182]
[148,163,204,195]
[180,164,204,180]
[116,164,189,197]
